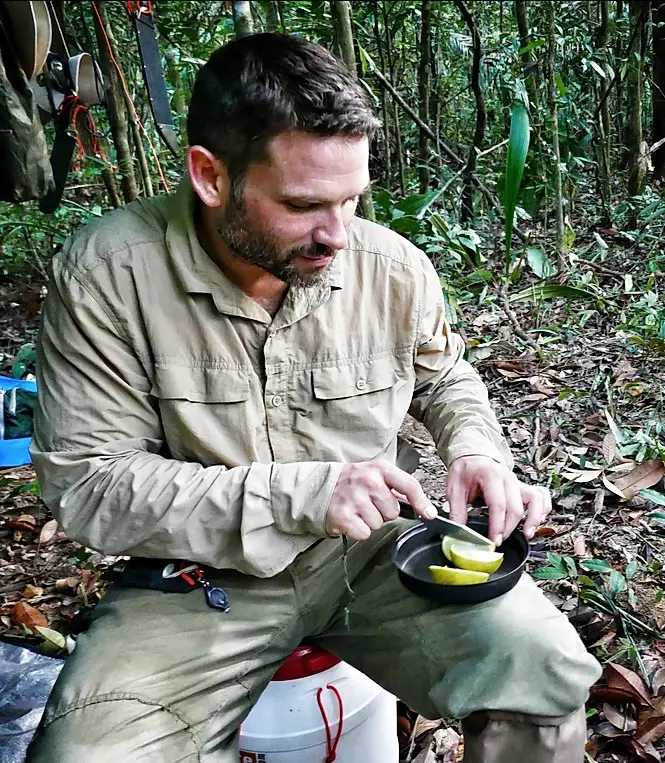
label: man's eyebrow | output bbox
[283,184,371,202]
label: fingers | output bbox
[326,461,431,541]
[501,475,525,543]
[381,463,437,519]
[522,485,552,539]
[446,472,470,527]
[481,478,507,546]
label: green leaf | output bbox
[641,488,665,506]
[563,556,578,578]
[625,559,638,579]
[545,552,568,575]
[503,101,530,274]
[525,247,557,278]
[532,567,569,580]
[580,559,614,573]
[518,39,546,57]
[389,216,422,234]
[588,60,606,79]
[509,284,598,304]
[35,626,66,651]
[395,189,442,218]
[608,570,627,597]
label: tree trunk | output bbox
[652,1,665,179]
[596,0,613,224]
[330,0,375,221]
[547,1,565,272]
[277,0,286,31]
[265,1,280,32]
[165,49,187,124]
[615,0,625,149]
[131,120,154,197]
[627,0,647,196]
[455,0,485,222]
[373,0,391,191]
[382,0,405,195]
[417,0,431,193]
[74,110,121,208]
[515,0,541,113]
[233,1,253,37]
[92,0,138,203]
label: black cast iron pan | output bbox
[392,516,529,605]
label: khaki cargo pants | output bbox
[26,519,602,763]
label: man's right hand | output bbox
[325,460,437,540]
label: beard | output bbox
[216,194,336,288]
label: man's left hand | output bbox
[446,455,551,546]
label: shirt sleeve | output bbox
[408,255,514,469]
[31,258,342,578]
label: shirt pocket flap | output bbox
[312,357,397,400]
[151,366,250,403]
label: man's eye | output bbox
[287,201,316,211]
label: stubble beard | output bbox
[216,194,336,289]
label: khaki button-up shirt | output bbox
[31,178,513,578]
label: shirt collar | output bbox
[165,175,343,322]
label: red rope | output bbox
[316,684,344,763]
[91,0,170,192]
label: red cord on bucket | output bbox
[316,684,344,762]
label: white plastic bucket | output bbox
[238,644,399,763]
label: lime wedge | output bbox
[428,565,490,585]
[441,536,495,562]
[449,543,504,574]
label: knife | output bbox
[420,515,496,548]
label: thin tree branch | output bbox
[371,65,525,239]
[591,3,649,124]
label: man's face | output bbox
[215,131,370,287]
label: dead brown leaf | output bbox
[626,738,662,763]
[38,518,59,545]
[606,663,654,708]
[613,460,665,500]
[603,703,637,732]
[636,716,665,746]
[55,577,80,592]
[12,600,48,631]
[22,584,43,599]
[590,685,644,705]
[652,668,665,697]
[602,432,617,464]
[573,535,587,557]
[6,513,37,531]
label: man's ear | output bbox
[186,146,230,208]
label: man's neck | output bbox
[195,204,287,317]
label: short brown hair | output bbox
[187,33,379,189]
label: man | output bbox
[27,33,601,763]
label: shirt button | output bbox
[271,395,283,407]
[356,379,367,391]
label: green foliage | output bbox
[502,101,530,275]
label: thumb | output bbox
[446,474,469,525]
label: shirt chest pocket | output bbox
[150,365,252,464]
[305,356,414,458]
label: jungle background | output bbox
[1,1,664,761]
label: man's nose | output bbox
[313,209,349,251]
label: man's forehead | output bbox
[259,131,369,194]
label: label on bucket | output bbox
[239,752,266,763]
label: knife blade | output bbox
[420,515,496,548]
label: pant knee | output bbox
[26,698,199,763]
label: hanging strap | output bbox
[316,684,344,763]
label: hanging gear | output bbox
[0,0,105,208]
[127,0,178,157]
[0,1,54,202]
